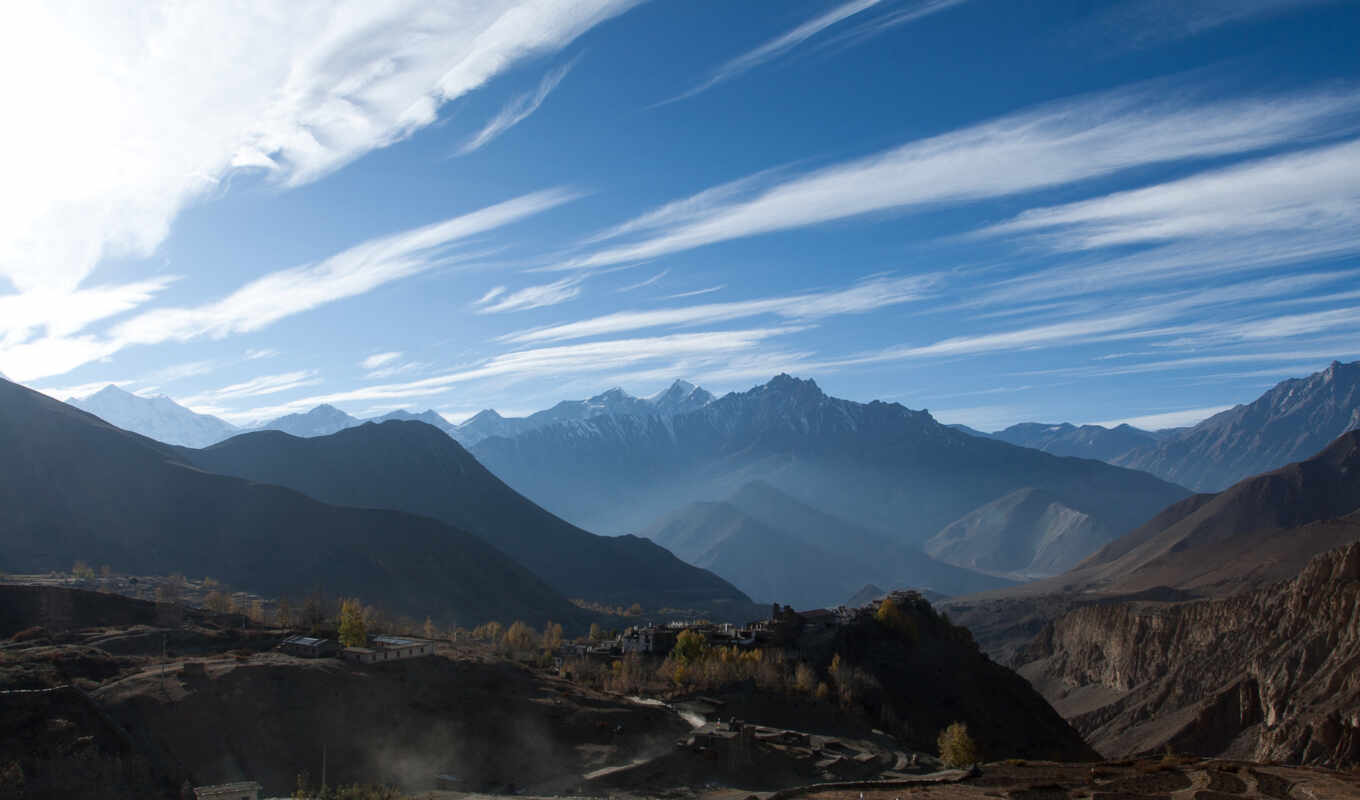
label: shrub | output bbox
[938,721,979,767]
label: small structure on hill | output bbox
[279,635,339,658]
[620,625,677,654]
[342,635,435,663]
[193,781,261,800]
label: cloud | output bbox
[664,284,725,300]
[617,269,669,292]
[476,275,584,313]
[664,0,961,103]
[503,273,935,344]
[179,371,321,408]
[244,348,279,360]
[112,188,576,346]
[361,352,403,370]
[37,380,135,401]
[458,55,579,154]
[0,1,637,303]
[983,138,1360,253]
[1089,404,1234,430]
[1090,0,1342,46]
[563,84,1360,270]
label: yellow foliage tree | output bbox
[937,721,979,768]
[505,620,538,651]
[338,598,367,647]
[670,629,707,664]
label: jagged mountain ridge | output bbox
[67,385,240,448]
[1113,359,1360,491]
[454,379,714,445]
[1016,539,1360,766]
[990,422,1164,461]
[182,420,758,619]
[471,374,1191,548]
[0,378,587,627]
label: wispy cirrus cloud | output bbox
[1089,0,1343,47]
[179,371,321,408]
[476,275,585,313]
[1089,404,1234,430]
[113,189,576,346]
[502,273,936,344]
[458,55,580,155]
[0,1,637,298]
[361,352,403,370]
[663,0,961,104]
[561,84,1360,271]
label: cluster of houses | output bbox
[279,633,436,663]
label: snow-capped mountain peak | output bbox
[66,384,239,448]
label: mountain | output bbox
[1064,428,1360,597]
[643,500,865,608]
[257,403,362,437]
[371,408,459,437]
[455,379,714,445]
[471,375,1191,551]
[67,385,239,448]
[1016,540,1360,767]
[0,377,584,628]
[180,420,757,619]
[991,422,1162,461]
[1114,360,1360,491]
[924,487,1115,578]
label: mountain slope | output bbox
[1017,539,1360,767]
[181,420,756,618]
[0,378,584,628]
[992,422,1161,461]
[472,375,1191,549]
[372,408,459,437]
[925,487,1115,578]
[1115,360,1360,491]
[67,385,239,448]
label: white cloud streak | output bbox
[503,273,936,344]
[361,352,403,370]
[1089,405,1234,430]
[459,56,579,154]
[564,85,1360,270]
[113,189,577,346]
[476,275,584,313]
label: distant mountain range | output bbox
[472,375,1190,551]
[643,481,1012,608]
[64,379,716,448]
[181,420,757,619]
[952,361,1360,492]
[1,377,587,628]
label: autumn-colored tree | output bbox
[542,621,563,650]
[588,623,604,641]
[505,620,538,651]
[794,663,817,693]
[670,629,707,664]
[276,597,293,628]
[875,596,918,643]
[937,721,979,768]
[423,617,437,640]
[72,561,95,580]
[338,598,367,647]
[203,590,229,614]
[626,603,643,616]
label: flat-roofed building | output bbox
[342,635,435,663]
[279,635,339,658]
[193,781,261,800]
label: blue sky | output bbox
[3,0,1359,431]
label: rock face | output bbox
[924,487,1114,578]
[1115,359,1360,491]
[1017,542,1360,768]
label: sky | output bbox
[2,0,1359,431]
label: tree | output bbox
[99,564,112,579]
[589,623,604,641]
[794,663,817,693]
[156,580,181,605]
[276,597,293,628]
[204,590,230,614]
[670,629,707,664]
[423,617,437,640]
[876,596,919,643]
[338,598,367,647]
[71,561,95,580]
[626,603,644,617]
[505,620,538,651]
[542,621,563,650]
[937,721,979,768]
